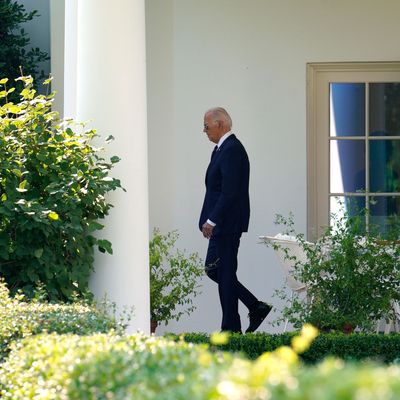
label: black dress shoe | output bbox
[245,301,272,333]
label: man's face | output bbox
[203,113,222,144]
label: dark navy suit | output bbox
[199,134,258,332]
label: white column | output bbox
[76,0,149,333]
[49,0,65,115]
[50,0,78,119]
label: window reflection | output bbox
[369,83,400,136]
[330,196,366,233]
[330,140,365,193]
[370,140,400,192]
[328,82,400,235]
[330,83,365,137]
[369,196,400,235]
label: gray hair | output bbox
[206,107,232,129]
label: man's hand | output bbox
[202,222,214,239]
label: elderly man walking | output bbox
[199,107,271,333]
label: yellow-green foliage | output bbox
[0,76,122,301]
[0,280,117,361]
[2,324,400,399]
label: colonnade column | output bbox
[52,0,150,333]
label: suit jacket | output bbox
[199,134,250,236]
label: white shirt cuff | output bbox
[207,219,216,227]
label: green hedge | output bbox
[0,281,118,361]
[168,332,400,363]
[1,332,400,400]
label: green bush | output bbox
[1,331,400,399]
[0,0,49,103]
[150,229,203,326]
[0,333,230,399]
[0,280,119,362]
[267,210,400,332]
[169,332,400,364]
[0,76,122,300]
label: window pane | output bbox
[369,83,400,136]
[330,196,366,233]
[330,140,365,193]
[369,196,400,235]
[330,83,365,137]
[370,140,400,192]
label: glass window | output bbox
[329,82,400,233]
[370,140,400,192]
[330,83,365,137]
[370,196,400,234]
[330,140,365,193]
[307,63,400,239]
[369,83,400,136]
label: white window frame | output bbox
[307,62,400,240]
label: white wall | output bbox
[146,0,400,334]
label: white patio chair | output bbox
[259,235,315,332]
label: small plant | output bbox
[267,207,400,332]
[150,229,203,327]
[0,76,123,300]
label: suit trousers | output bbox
[205,234,258,332]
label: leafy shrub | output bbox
[0,76,122,300]
[0,279,119,362]
[267,210,400,332]
[1,327,400,399]
[150,229,203,325]
[0,0,49,103]
[0,333,231,399]
[169,332,400,364]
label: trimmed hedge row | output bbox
[0,281,118,361]
[1,277,400,399]
[168,332,400,363]
[2,332,400,400]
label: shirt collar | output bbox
[217,131,233,148]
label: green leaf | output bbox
[110,156,120,164]
[26,269,39,282]
[12,169,22,178]
[1,194,7,202]
[98,239,113,254]
[43,76,53,85]
[88,221,105,232]
[0,78,8,85]
[18,180,28,191]
[34,248,43,258]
